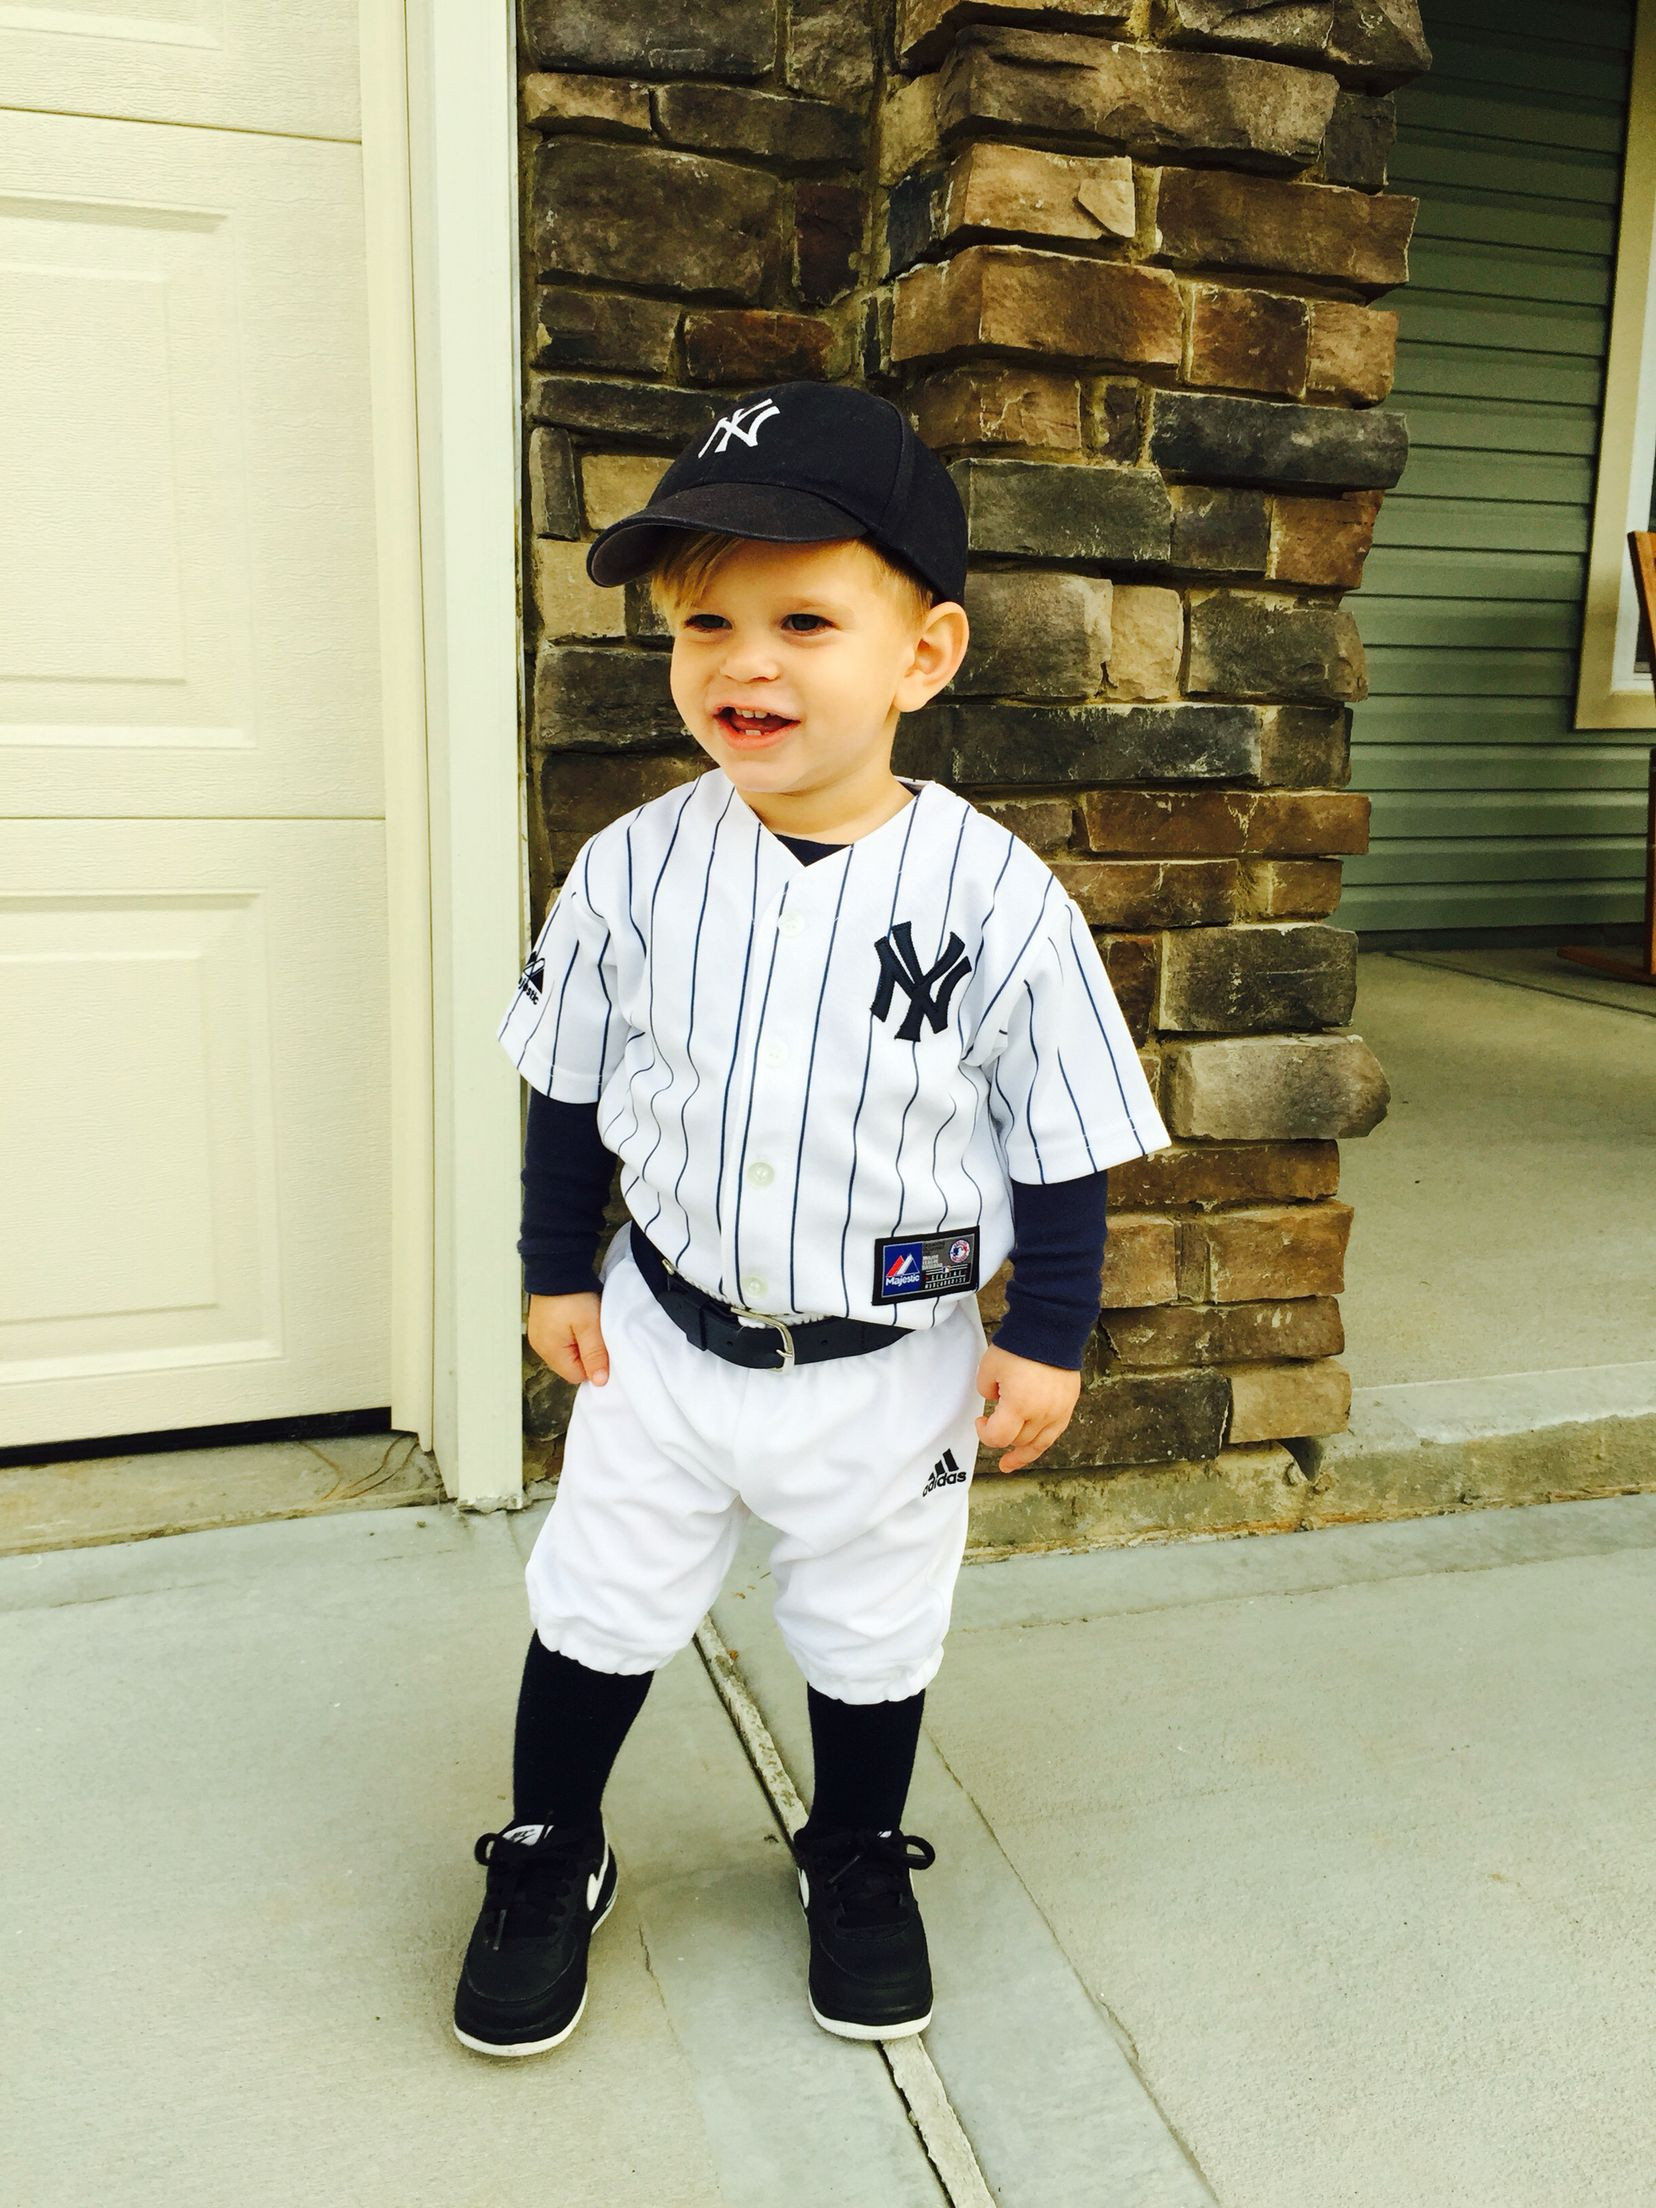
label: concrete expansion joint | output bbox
[691,1615,997,2208]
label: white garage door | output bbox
[0,6,394,1451]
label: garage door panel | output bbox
[4,893,263,1348]
[0,111,381,819]
[0,0,358,139]
[0,821,390,1448]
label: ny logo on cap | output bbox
[870,921,973,1042]
[700,398,782,456]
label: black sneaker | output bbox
[792,1824,938,2040]
[452,1818,618,2057]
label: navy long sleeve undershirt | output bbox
[516,828,1112,1371]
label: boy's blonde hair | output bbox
[647,528,936,634]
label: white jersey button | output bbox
[760,1040,789,1066]
[742,1274,769,1303]
[745,1160,774,1187]
[778,912,804,938]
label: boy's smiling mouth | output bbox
[715,705,798,745]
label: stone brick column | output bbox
[515,0,1430,1542]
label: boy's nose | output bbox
[718,634,781,673]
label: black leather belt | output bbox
[628,1219,906,1372]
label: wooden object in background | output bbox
[1556,532,1656,985]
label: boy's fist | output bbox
[973,1343,1081,1474]
[526,1290,609,1388]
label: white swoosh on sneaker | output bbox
[798,1868,810,1909]
[588,1844,609,1912]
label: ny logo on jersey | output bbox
[698,397,781,456]
[871,921,972,1042]
[516,952,545,1005]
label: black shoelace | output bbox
[804,1828,936,1932]
[473,1826,595,1952]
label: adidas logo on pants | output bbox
[920,1448,965,1497]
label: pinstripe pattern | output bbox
[498,768,1170,1328]
[835,788,924,1322]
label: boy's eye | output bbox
[681,613,830,633]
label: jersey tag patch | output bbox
[873,1226,980,1304]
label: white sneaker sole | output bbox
[452,1876,618,2058]
[808,1996,932,2042]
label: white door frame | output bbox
[1577,0,1656,730]
[360,0,526,1506]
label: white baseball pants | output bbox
[524,1219,988,1704]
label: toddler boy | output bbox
[453,382,1170,2057]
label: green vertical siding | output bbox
[1340,0,1653,934]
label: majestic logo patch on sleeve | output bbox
[870,921,972,1042]
[515,952,545,1005]
[873,1226,980,1303]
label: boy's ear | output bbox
[897,600,970,711]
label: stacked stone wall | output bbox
[516,0,1432,1542]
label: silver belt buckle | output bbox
[656,1240,794,1370]
[730,1298,797,1371]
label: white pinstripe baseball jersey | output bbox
[497,768,1171,1333]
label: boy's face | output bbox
[665,537,967,812]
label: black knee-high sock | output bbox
[801,1684,926,1839]
[510,1634,653,1829]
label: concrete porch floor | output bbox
[1298,947,1656,1516]
[1339,946,1655,1387]
[3,1488,1652,2207]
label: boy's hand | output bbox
[973,1343,1081,1474]
[526,1290,609,1388]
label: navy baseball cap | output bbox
[584,382,968,608]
